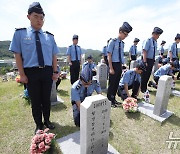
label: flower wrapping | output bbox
[122,97,138,112]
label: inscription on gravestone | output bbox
[80,95,111,154]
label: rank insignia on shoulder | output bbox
[15,28,26,31]
[44,31,54,36]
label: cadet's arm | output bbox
[67,55,72,65]
[15,53,25,76]
[75,101,81,111]
[52,55,57,72]
[169,51,172,62]
[108,53,114,73]
[124,83,130,97]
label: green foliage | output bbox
[0,41,14,59]
[0,66,11,75]
[85,49,101,64]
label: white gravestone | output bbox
[50,81,64,105]
[97,63,107,90]
[153,75,172,116]
[138,75,173,123]
[56,95,119,154]
[80,95,111,154]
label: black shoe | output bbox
[44,121,55,129]
[114,100,122,105]
[35,124,44,134]
[111,101,118,108]
[148,81,153,87]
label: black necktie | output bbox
[119,41,121,62]
[176,44,178,57]
[135,46,137,55]
[35,31,44,67]
[75,45,78,61]
[84,87,88,97]
[152,40,156,60]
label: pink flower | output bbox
[45,138,51,145]
[38,141,45,149]
[47,133,55,139]
[44,128,49,133]
[30,144,37,150]
[45,145,50,150]
[36,130,44,134]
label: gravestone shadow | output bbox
[50,122,80,140]
[51,103,67,112]
[57,89,69,97]
[162,114,180,127]
[125,112,141,120]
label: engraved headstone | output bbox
[153,75,172,116]
[96,63,107,90]
[80,95,111,154]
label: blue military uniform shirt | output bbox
[102,46,108,56]
[119,70,141,86]
[159,45,164,55]
[66,45,82,61]
[154,64,172,77]
[82,62,96,70]
[71,80,101,102]
[107,38,125,63]
[142,37,157,59]
[168,42,178,59]
[129,45,137,56]
[9,26,59,68]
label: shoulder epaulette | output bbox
[76,83,82,90]
[104,46,106,48]
[44,31,54,36]
[15,28,26,31]
[69,45,72,47]
[112,38,117,41]
[77,45,81,47]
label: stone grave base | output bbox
[171,90,180,97]
[138,102,173,123]
[51,96,64,106]
[56,131,120,154]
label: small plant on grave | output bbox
[30,128,56,154]
[122,97,138,113]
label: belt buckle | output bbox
[38,66,44,69]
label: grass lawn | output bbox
[0,78,179,154]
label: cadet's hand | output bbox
[52,73,59,81]
[109,68,115,74]
[20,74,28,83]
[69,62,72,66]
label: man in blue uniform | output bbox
[159,40,166,56]
[71,65,101,127]
[141,27,163,93]
[9,2,59,134]
[102,38,112,65]
[82,55,96,71]
[153,62,175,87]
[129,38,140,61]
[117,61,146,100]
[107,22,132,107]
[67,34,82,84]
[168,33,180,76]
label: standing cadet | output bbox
[107,22,132,107]
[71,65,101,127]
[67,35,82,84]
[117,62,146,100]
[102,38,112,66]
[129,38,140,61]
[141,27,163,93]
[9,2,59,134]
[159,40,166,56]
[168,33,180,75]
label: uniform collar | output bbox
[29,26,43,34]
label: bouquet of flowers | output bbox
[30,128,55,154]
[15,75,21,83]
[122,97,138,112]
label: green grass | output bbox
[0,78,180,154]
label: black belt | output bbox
[24,65,52,69]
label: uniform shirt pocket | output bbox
[22,39,34,52]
